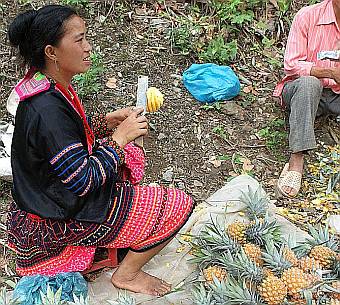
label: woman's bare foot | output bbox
[111,269,171,296]
[281,152,304,197]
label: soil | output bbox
[0,0,339,284]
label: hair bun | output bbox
[8,10,37,47]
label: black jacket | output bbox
[11,85,118,223]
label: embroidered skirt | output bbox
[7,183,193,276]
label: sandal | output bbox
[277,163,302,198]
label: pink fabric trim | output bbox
[16,245,96,276]
[15,68,50,102]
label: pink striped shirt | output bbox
[273,0,340,100]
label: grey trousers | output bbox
[282,76,340,153]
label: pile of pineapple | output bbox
[190,187,340,305]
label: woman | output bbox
[7,5,193,296]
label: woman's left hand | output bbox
[106,107,134,130]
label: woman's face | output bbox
[54,15,92,78]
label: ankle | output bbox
[113,267,140,280]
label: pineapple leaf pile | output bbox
[189,186,340,305]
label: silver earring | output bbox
[54,58,60,72]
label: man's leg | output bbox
[281,76,323,196]
[321,88,340,116]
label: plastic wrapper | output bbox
[13,272,87,305]
[182,63,240,103]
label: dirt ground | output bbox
[0,0,339,284]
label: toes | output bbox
[160,281,171,289]
[151,280,171,296]
[281,186,298,197]
[281,186,291,194]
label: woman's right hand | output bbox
[111,107,148,147]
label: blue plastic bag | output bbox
[182,63,240,103]
[13,272,88,305]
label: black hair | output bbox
[8,5,77,69]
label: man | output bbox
[274,0,340,197]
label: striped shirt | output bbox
[273,0,340,98]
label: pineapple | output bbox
[293,224,338,258]
[203,265,227,284]
[298,256,322,272]
[191,219,240,266]
[227,217,282,247]
[243,243,263,266]
[309,245,336,269]
[258,275,287,305]
[227,221,247,244]
[281,267,309,296]
[219,250,288,304]
[283,247,299,266]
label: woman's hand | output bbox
[106,107,134,130]
[111,107,148,147]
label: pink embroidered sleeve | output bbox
[284,12,314,77]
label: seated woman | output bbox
[7,5,193,296]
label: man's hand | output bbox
[106,107,134,130]
[310,66,340,84]
[331,67,340,84]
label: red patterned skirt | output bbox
[7,183,193,276]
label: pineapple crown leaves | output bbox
[322,281,340,294]
[190,218,240,267]
[189,246,223,267]
[240,186,269,221]
[218,250,264,283]
[106,290,136,305]
[293,224,339,257]
[39,286,89,305]
[222,276,266,305]
[245,217,282,247]
[68,294,89,305]
[262,242,293,275]
[306,224,339,251]
[0,287,20,305]
[191,283,217,305]
[331,256,340,277]
[40,286,65,305]
[207,276,230,304]
[199,219,241,253]
[0,286,89,305]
